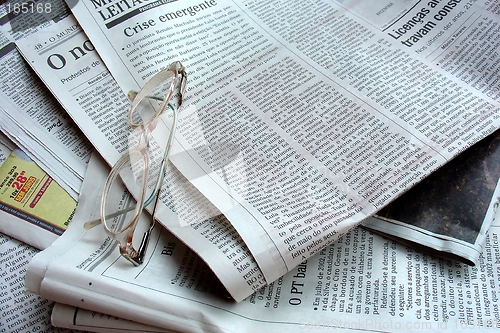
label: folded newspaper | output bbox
[364,129,500,265]
[17,0,500,303]
[0,0,93,200]
[26,152,500,332]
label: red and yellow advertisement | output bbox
[0,150,77,235]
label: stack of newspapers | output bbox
[1,0,500,331]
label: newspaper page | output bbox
[0,147,77,249]
[61,0,500,284]
[0,0,92,198]
[26,151,500,332]
[16,16,267,301]
[333,0,500,266]
[0,232,85,333]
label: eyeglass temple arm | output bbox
[130,107,178,266]
[132,153,170,265]
[132,217,156,265]
[178,68,187,104]
[83,205,154,266]
[141,65,184,207]
[134,69,185,263]
[83,205,137,230]
[82,185,165,230]
[128,91,164,101]
[83,203,155,265]
[134,70,185,263]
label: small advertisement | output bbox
[0,149,76,235]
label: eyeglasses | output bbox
[84,61,187,265]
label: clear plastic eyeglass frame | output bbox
[84,61,187,266]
